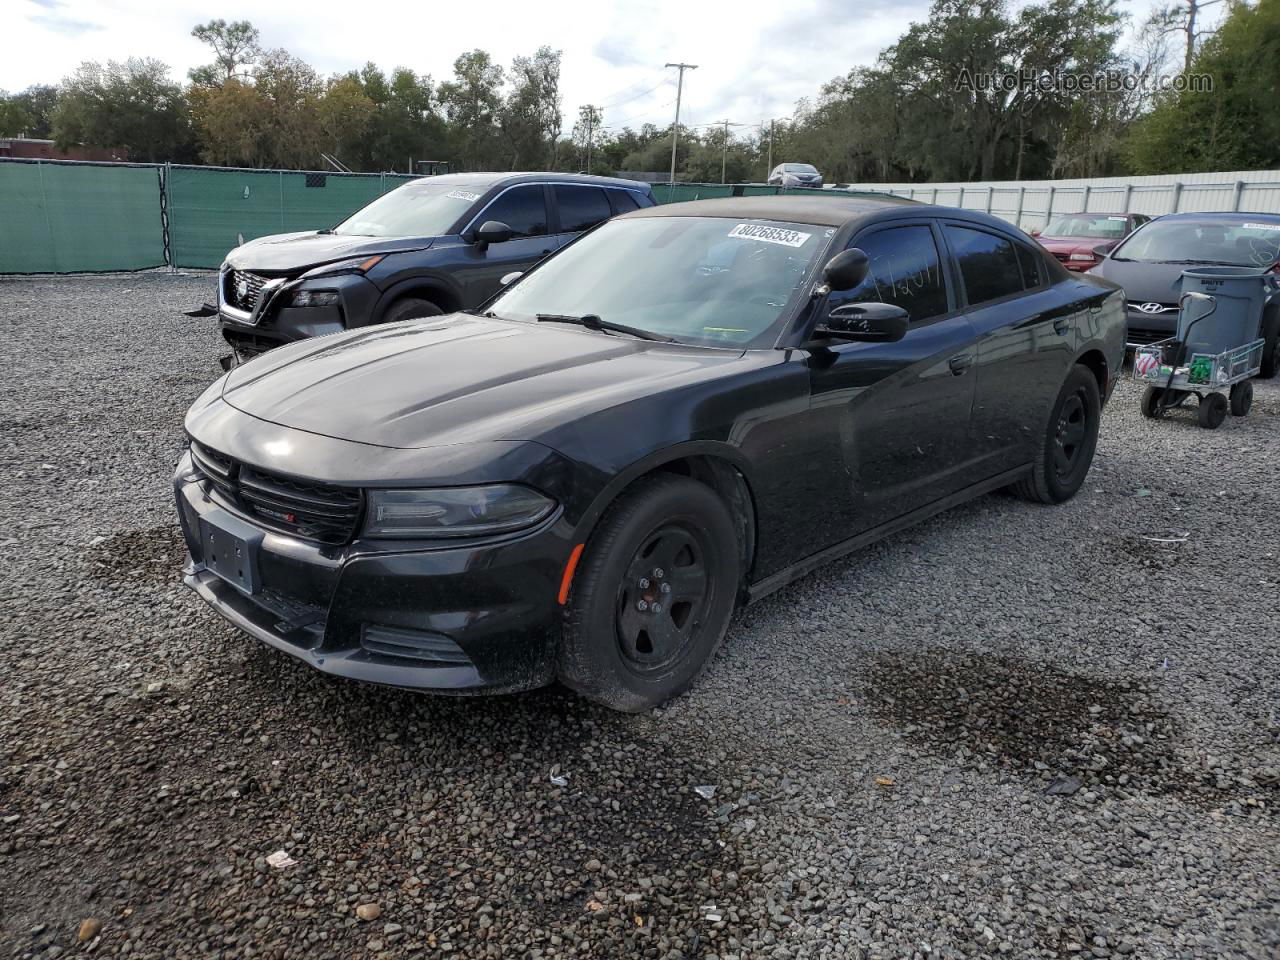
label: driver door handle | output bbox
[948,354,973,375]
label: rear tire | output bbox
[382,297,443,325]
[1259,308,1279,379]
[558,474,740,713]
[1012,364,1101,504]
[1229,380,1254,417]
[1140,385,1166,419]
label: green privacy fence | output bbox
[0,158,417,273]
[0,158,888,274]
[167,166,417,268]
[0,160,165,273]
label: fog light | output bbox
[291,289,340,307]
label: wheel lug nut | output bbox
[637,600,648,612]
[638,577,650,589]
[652,567,664,579]
[660,582,671,594]
[651,603,663,614]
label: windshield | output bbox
[488,216,832,347]
[1111,218,1280,266]
[785,164,818,174]
[1043,215,1129,239]
[333,182,484,237]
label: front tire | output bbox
[558,475,740,713]
[382,297,443,325]
[1012,364,1101,504]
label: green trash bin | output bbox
[1177,266,1276,358]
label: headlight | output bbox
[364,485,556,538]
[305,254,384,279]
[1069,253,1096,261]
[290,289,341,307]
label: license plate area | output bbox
[198,508,264,595]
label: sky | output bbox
[7,0,1206,140]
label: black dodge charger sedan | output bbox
[201,172,655,366]
[175,196,1125,711]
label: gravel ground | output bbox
[0,273,1276,960]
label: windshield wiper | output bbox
[535,313,674,342]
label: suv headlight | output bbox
[290,289,341,307]
[364,485,556,539]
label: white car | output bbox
[768,163,823,188]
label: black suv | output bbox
[200,173,655,365]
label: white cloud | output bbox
[3,0,1215,136]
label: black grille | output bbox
[225,270,268,312]
[1126,328,1169,346]
[189,440,362,544]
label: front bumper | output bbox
[174,452,565,694]
[1125,309,1178,346]
[217,270,380,358]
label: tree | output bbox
[500,47,563,169]
[570,104,603,172]
[190,19,261,86]
[190,78,270,166]
[252,49,323,168]
[317,74,375,164]
[52,59,194,161]
[1149,0,1225,73]
[1127,0,1280,173]
[437,50,504,170]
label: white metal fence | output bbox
[843,170,1280,230]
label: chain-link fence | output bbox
[0,159,417,274]
[8,158,1280,274]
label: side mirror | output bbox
[499,271,523,286]
[474,220,513,251]
[814,301,909,343]
[1092,243,1113,258]
[822,248,869,291]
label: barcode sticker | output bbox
[727,223,812,247]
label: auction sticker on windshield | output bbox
[447,190,481,203]
[728,223,812,247]
[1243,222,1280,232]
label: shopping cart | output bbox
[1134,290,1264,429]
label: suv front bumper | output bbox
[174,451,566,694]
[217,270,381,358]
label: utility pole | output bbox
[717,119,744,184]
[665,62,697,184]
[766,119,775,179]
[586,109,594,174]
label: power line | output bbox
[597,77,673,110]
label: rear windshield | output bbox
[334,182,484,238]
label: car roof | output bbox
[404,171,651,192]
[1153,211,1280,221]
[622,194,921,227]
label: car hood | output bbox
[1039,236,1113,255]
[220,314,751,450]
[224,231,434,272]
[1088,258,1190,303]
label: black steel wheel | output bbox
[1229,380,1254,417]
[559,474,740,712]
[1011,364,1101,504]
[1198,392,1228,429]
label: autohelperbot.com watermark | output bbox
[955,68,1213,95]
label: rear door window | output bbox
[478,186,549,238]
[833,224,950,322]
[554,185,613,233]
[608,189,642,214]
[944,225,1026,306]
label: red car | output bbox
[1031,213,1151,271]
